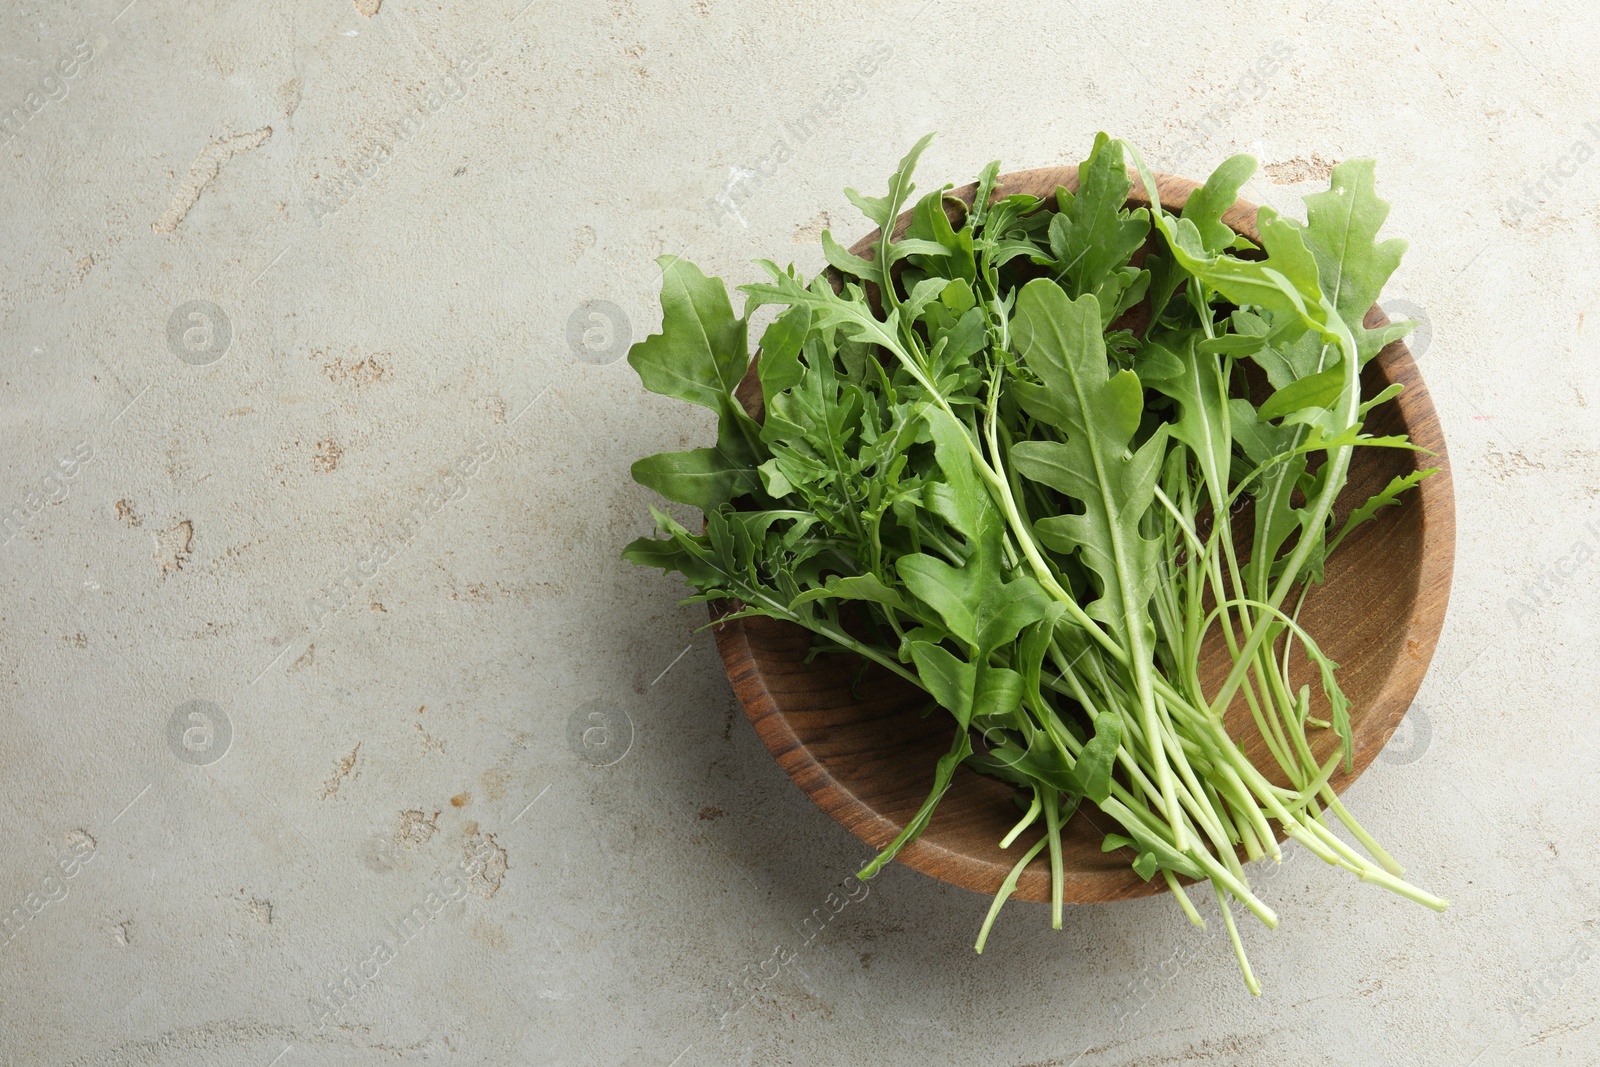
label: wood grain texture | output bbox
[711,166,1455,904]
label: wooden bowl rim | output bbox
[712,164,1456,903]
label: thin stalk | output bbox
[1214,883,1261,996]
[709,579,921,688]
[1215,760,1282,862]
[1164,870,1205,928]
[1000,789,1043,849]
[1032,687,1216,881]
[1186,843,1278,929]
[1153,692,1240,875]
[1318,789,1403,876]
[1207,319,1363,721]
[1042,788,1066,930]
[1231,794,1265,862]
[975,834,1050,954]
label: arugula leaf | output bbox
[908,641,976,726]
[969,160,1001,229]
[845,132,938,235]
[791,573,909,615]
[821,230,880,287]
[1328,467,1438,554]
[1182,154,1258,254]
[757,306,809,404]
[906,186,976,283]
[1141,333,1232,513]
[625,257,767,510]
[1049,134,1149,294]
[628,255,750,412]
[1257,362,1346,422]
[844,132,941,312]
[1009,283,1168,644]
[1070,712,1122,804]
[1296,159,1410,363]
[1147,153,1257,326]
[898,553,1047,657]
[630,447,755,511]
[1048,134,1151,323]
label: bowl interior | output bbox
[713,166,1455,904]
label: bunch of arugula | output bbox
[622,133,1444,990]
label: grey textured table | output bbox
[1,1,1594,1064]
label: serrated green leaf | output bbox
[1048,134,1151,310]
[1072,712,1122,803]
[821,230,879,284]
[1141,334,1231,510]
[791,573,909,614]
[1009,282,1169,643]
[940,279,976,314]
[1258,361,1345,421]
[627,256,749,413]
[756,306,809,404]
[1358,381,1404,417]
[1298,159,1408,364]
[756,457,793,498]
[898,552,1048,657]
[844,132,937,231]
[973,664,1026,723]
[1328,467,1437,553]
[631,447,755,510]
[907,641,976,727]
[1147,153,1257,323]
[907,187,976,283]
[1184,154,1257,253]
[1149,199,1331,344]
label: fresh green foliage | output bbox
[622,135,1445,990]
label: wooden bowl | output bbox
[711,166,1455,904]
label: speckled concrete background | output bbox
[0,1,1594,1064]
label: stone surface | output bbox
[0,1,1595,1064]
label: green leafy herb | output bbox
[622,134,1445,991]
